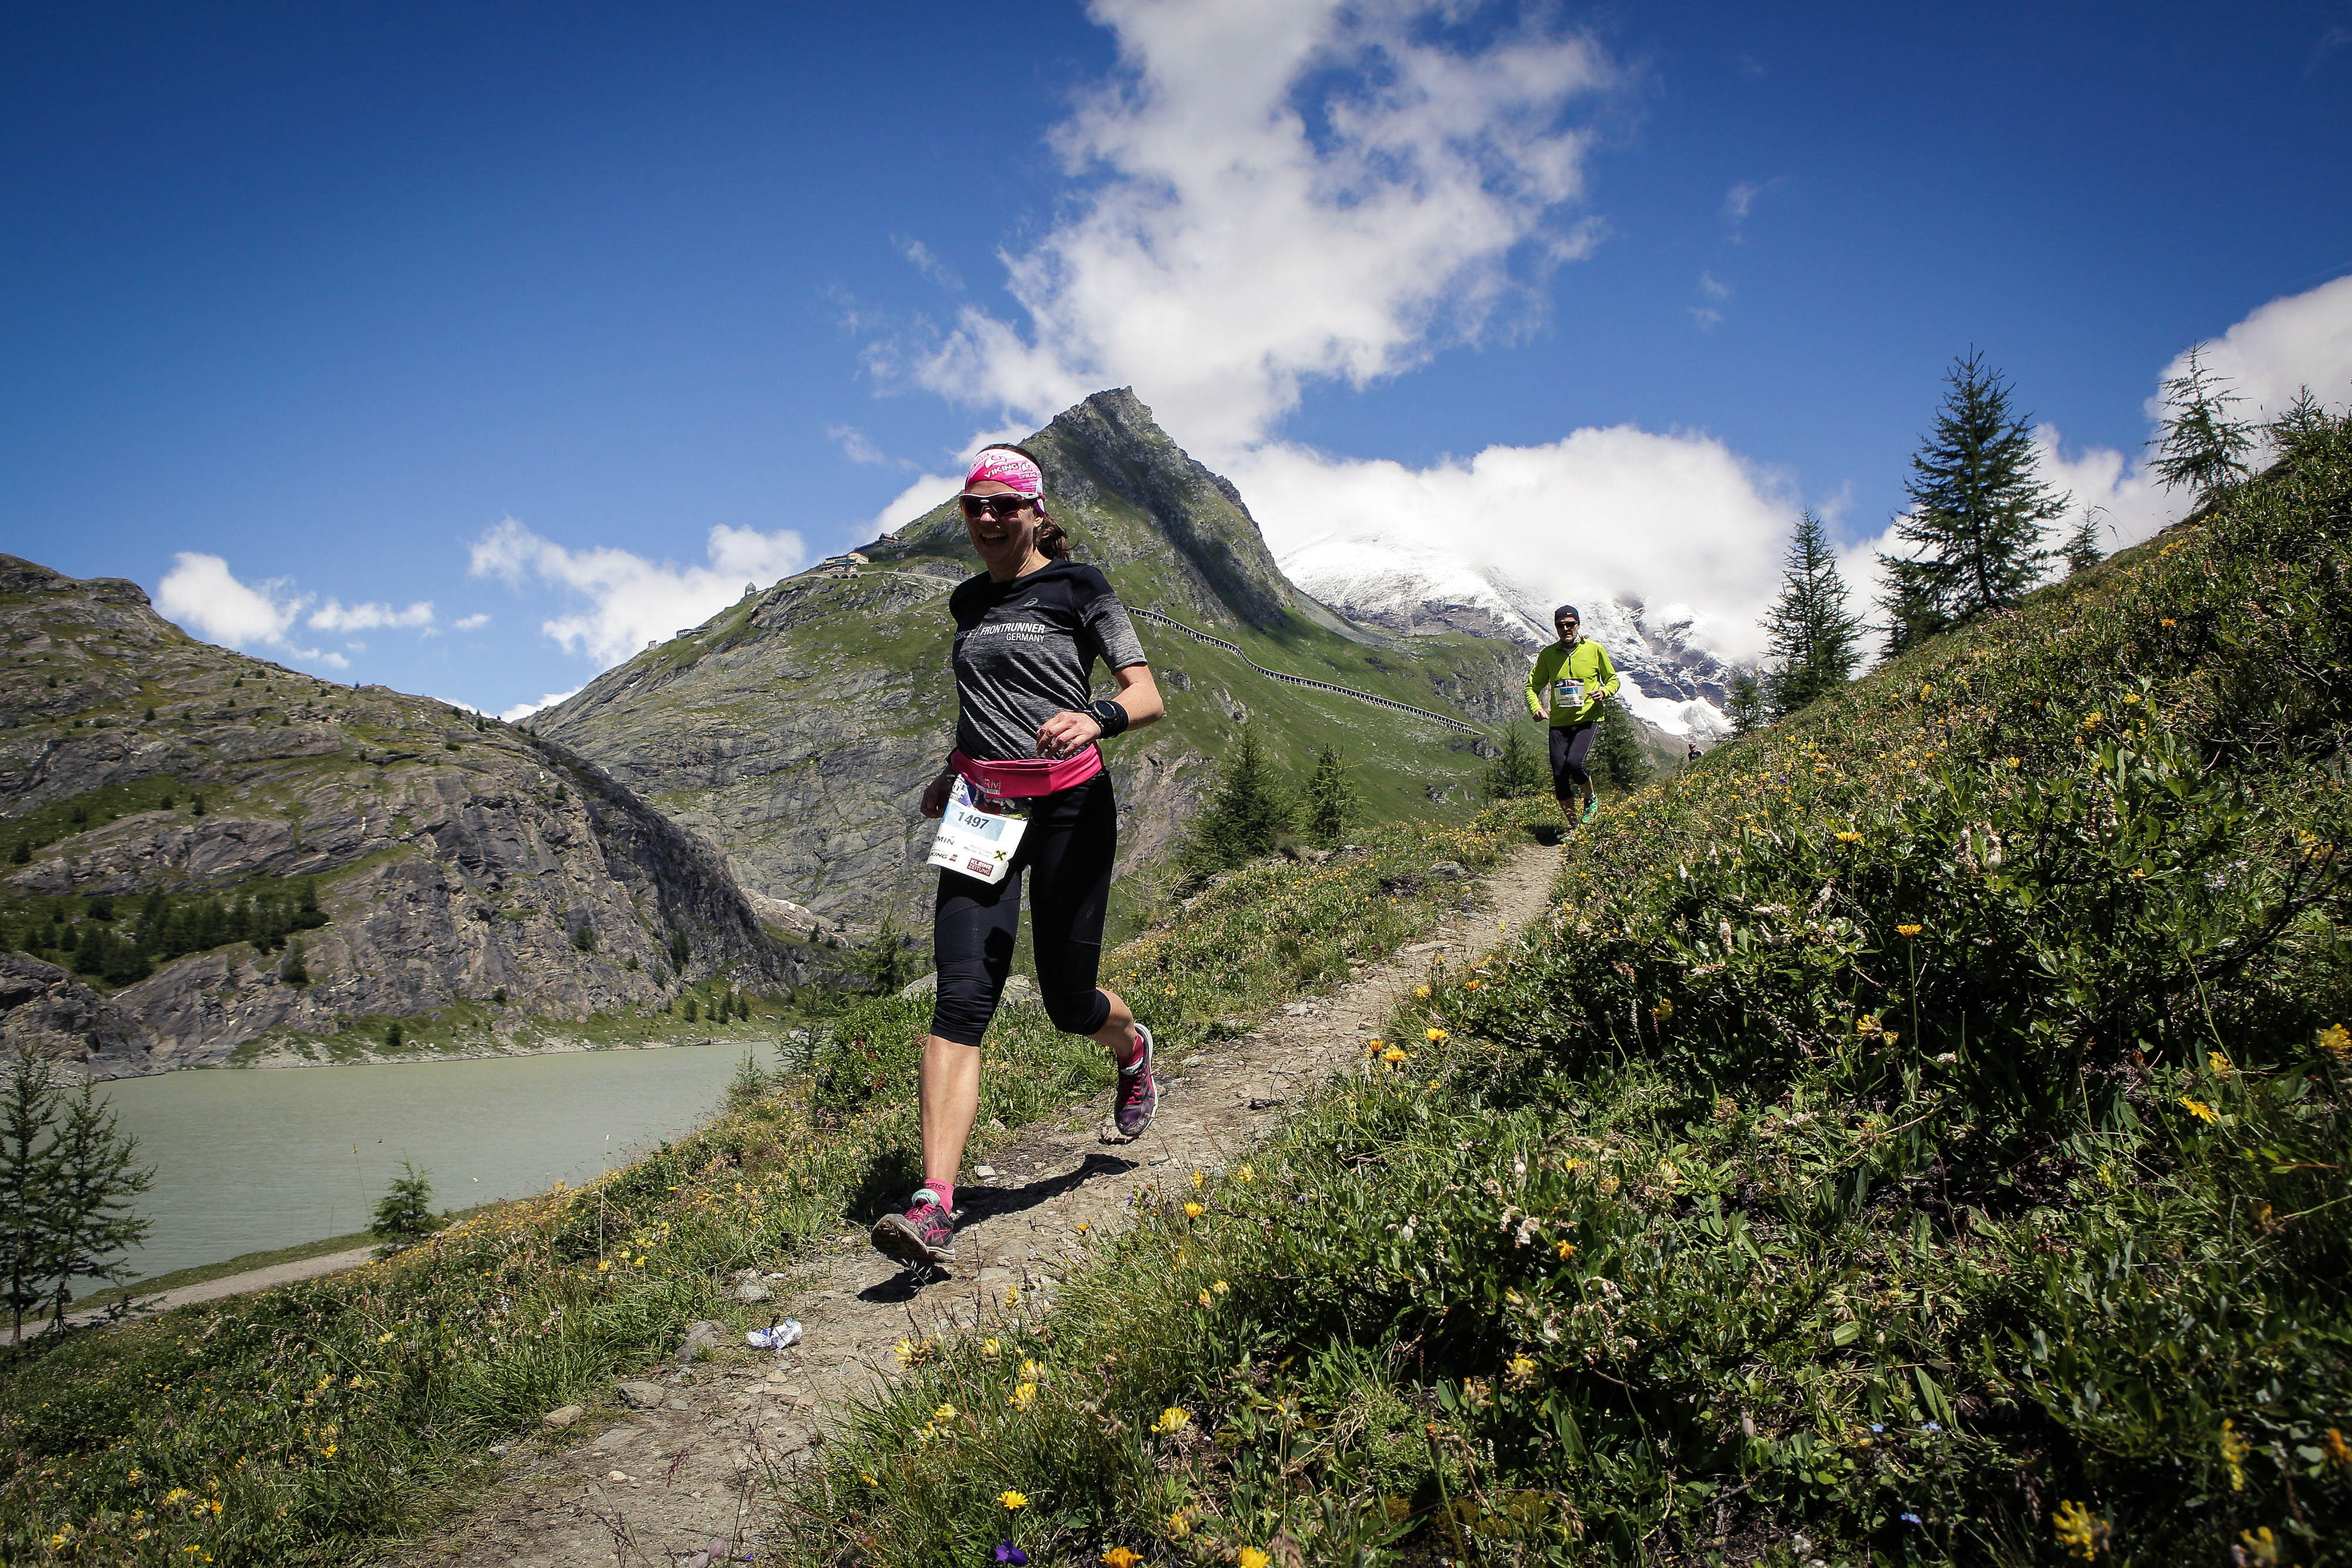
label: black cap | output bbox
[1552,604,1581,624]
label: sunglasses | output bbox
[959,493,1037,522]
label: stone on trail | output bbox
[542,1405,584,1429]
[674,1319,727,1362]
[616,1380,667,1409]
[734,1281,772,1303]
[1429,860,1469,879]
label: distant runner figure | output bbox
[1525,604,1619,827]
[870,443,1167,1272]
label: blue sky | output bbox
[5,1,2348,712]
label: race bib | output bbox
[1552,678,1585,710]
[926,777,1027,885]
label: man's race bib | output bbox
[1552,677,1585,711]
[926,776,1027,885]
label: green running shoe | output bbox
[1581,795,1601,824]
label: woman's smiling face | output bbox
[962,479,1043,576]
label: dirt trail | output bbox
[387,840,1563,1568]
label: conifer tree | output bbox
[39,1083,153,1325]
[2263,385,2335,464]
[1760,510,1863,719]
[369,1160,441,1253]
[1723,672,1766,738]
[1876,352,2067,654]
[2150,346,2253,502]
[1481,726,1545,801]
[1593,700,1652,793]
[1300,746,1361,848]
[2060,509,2106,576]
[1,1048,62,1338]
[1180,721,1294,878]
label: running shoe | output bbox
[870,1188,957,1268]
[1581,795,1601,825]
[1108,1021,1157,1142]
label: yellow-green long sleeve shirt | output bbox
[1526,638,1619,726]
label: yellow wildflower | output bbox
[1919,684,1933,699]
[982,1337,1002,1359]
[2082,712,2103,730]
[2318,1024,2351,1062]
[893,1338,917,1366]
[1184,1202,1204,1219]
[1239,1550,1271,1568]
[2323,1427,2352,1467]
[933,1403,958,1423]
[1555,1239,1576,1260]
[2122,692,2141,704]
[1465,978,1481,988]
[1192,1168,1205,1189]
[1198,1289,1215,1307]
[2239,1526,2281,1566]
[2161,617,2176,627]
[1426,1028,1449,1043]
[1382,1046,1409,1065]
[2004,755,2021,767]
[1102,1550,1144,1568]
[1166,1507,1194,1539]
[1010,1383,1037,1412]
[2221,1419,2250,1490]
[1835,830,1863,844]
[1005,1286,1020,1306]
[1153,1406,1192,1435]
[1896,924,1923,937]
[1000,1490,1030,1510]
[2180,1096,2219,1125]
[1414,985,1431,999]
[2052,1499,2106,1559]
[1020,1359,1044,1381]
[2208,1050,2234,1078]
[1235,1163,1254,1182]
[1504,1353,1538,1389]
[597,1259,612,1272]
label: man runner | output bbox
[1525,604,1620,827]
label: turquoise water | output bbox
[98,1041,777,1283]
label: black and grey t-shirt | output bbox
[948,561,1148,761]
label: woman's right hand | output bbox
[920,768,956,819]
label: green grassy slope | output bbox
[785,423,2352,1565]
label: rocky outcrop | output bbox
[0,955,148,1078]
[0,556,826,1075]
[538,391,1526,925]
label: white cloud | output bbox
[1238,424,1799,664]
[451,612,490,631]
[469,518,808,666]
[826,424,897,467]
[891,0,1618,457]
[308,597,435,632]
[154,551,355,668]
[897,237,962,292]
[499,688,580,723]
[156,552,305,645]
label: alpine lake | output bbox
[95,1038,781,1286]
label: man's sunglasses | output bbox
[959,493,1037,522]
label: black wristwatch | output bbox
[1089,698,1130,738]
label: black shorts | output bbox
[929,773,1116,1046]
[1549,720,1598,798]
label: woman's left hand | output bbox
[1035,709,1105,759]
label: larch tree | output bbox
[2060,509,2106,576]
[1179,721,1295,879]
[1300,746,1362,848]
[2150,346,2254,502]
[1760,510,1865,720]
[1876,352,2068,656]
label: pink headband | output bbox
[964,447,1043,496]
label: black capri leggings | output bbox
[1549,720,1598,801]
[930,772,1117,1047]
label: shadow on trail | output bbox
[854,1151,1139,1303]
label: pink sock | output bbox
[923,1176,955,1211]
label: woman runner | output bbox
[870,444,1167,1270]
[1525,604,1620,827]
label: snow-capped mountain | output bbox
[1277,531,1738,738]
